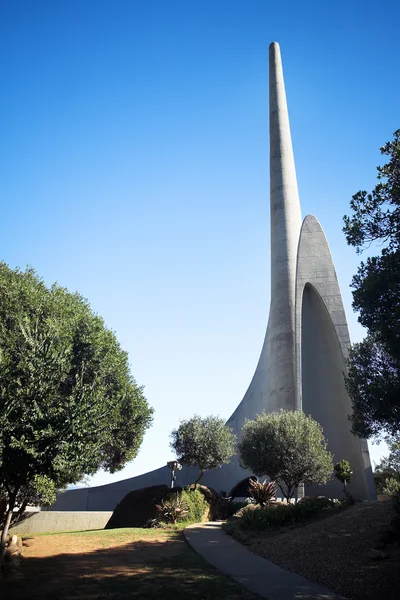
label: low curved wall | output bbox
[9,511,113,534]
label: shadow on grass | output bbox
[1,533,260,600]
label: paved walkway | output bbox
[184,522,346,600]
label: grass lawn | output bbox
[1,527,260,599]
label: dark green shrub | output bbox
[295,496,334,519]
[181,488,209,522]
[225,500,252,518]
[234,496,337,530]
[248,479,276,507]
[240,503,295,529]
[233,503,260,518]
[392,491,400,516]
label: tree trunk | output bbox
[0,508,14,570]
[194,470,205,487]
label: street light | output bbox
[167,460,182,488]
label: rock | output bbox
[368,548,388,560]
[11,534,19,546]
[7,542,20,556]
[3,544,21,562]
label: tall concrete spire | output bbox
[267,41,302,410]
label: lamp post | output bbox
[167,460,182,488]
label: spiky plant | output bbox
[248,479,276,507]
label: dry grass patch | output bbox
[1,527,259,600]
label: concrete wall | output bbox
[47,464,248,512]
[50,466,172,511]
[9,511,113,534]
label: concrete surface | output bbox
[9,511,113,534]
[184,521,346,600]
[295,215,376,501]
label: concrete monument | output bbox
[49,42,376,512]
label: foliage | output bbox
[334,460,352,485]
[346,338,400,438]
[154,488,209,526]
[170,415,236,484]
[373,438,400,493]
[181,488,209,522]
[248,479,276,507]
[156,494,190,524]
[239,504,293,530]
[296,496,335,518]
[0,263,153,558]
[224,500,252,518]
[343,130,400,437]
[238,410,333,502]
[382,477,400,497]
[231,496,336,531]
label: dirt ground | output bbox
[237,501,400,600]
[0,528,258,600]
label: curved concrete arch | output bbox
[295,215,375,500]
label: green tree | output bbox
[373,437,400,493]
[238,410,333,502]
[334,460,353,503]
[170,415,236,485]
[0,263,153,562]
[343,129,400,437]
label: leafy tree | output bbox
[343,130,400,437]
[373,437,400,493]
[334,460,353,503]
[334,460,352,487]
[0,263,153,562]
[238,410,333,502]
[170,415,236,485]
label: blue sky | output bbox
[1,0,399,487]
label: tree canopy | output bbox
[0,263,153,557]
[170,415,236,485]
[343,129,400,437]
[238,410,333,502]
[373,437,400,494]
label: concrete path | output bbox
[184,522,346,600]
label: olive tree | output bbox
[170,415,235,485]
[238,410,333,502]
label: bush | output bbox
[295,496,334,518]
[381,478,400,516]
[233,503,261,518]
[181,488,209,522]
[240,503,294,529]
[224,500,252,518]
[383,477,400,497]
[248,479,276,507]
[233,496,336,530]
[156,494,189,524]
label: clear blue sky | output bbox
[1,0,399,487]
